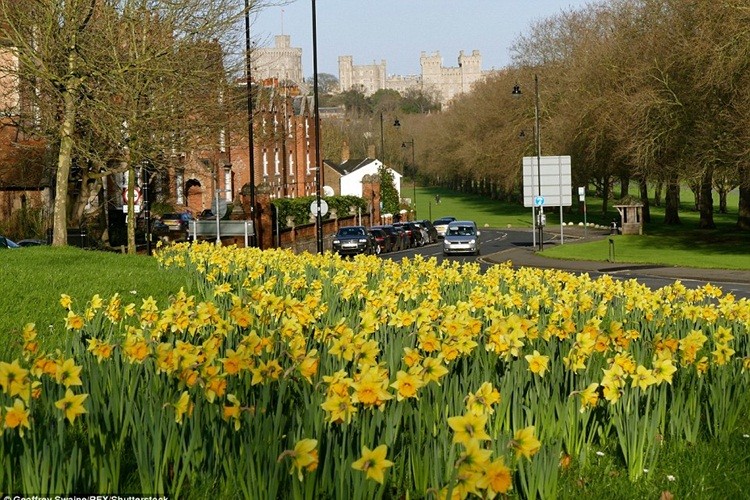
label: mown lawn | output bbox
[0,246,193,359]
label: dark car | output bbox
[198,209,215,220]
[390,225,410,250]
[332,226,378,256]
[394,222,424,247]
[16,238,46,247]
[369,228,392,253]
[0,236,20,248]
[415,220,438,244]
[160,212,194,240]
[371,225,401,252]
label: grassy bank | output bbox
[0,246,192,359]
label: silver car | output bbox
[442,220,481,256]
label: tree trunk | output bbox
[127,166,136,254]
[698,166,715,229]
[639,177,651,223]
[664,175,681,225]
[52,90,77,246]
[738,165,750,230]
[688,179,700,211]
[654,181,663,207]
[619,173,630,199]
[601,175,610,214]
[718,188,728,214]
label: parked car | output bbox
[433,216,457,238]
[371,225,402,252]
[415,220,438,244]
[16,238,46,247]
[0,236,20,248]
[443,220,481,256]
[198,209,215,220]
[390,225,410,250]
[393,222,424,247]
[160,212,194,240]
[331,226,378,256]
[369,227,393,253]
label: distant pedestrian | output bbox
[435,194,441,204]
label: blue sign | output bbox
[534,196,545,207]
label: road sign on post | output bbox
[534,196,545,207]
[522,156,572,207]
[310,199,329,217]
[122,187,142,213]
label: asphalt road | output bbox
[380,229,750,299]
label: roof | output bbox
[325,157,403,179]
[327,158,378,176]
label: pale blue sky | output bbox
[251,0,595,77]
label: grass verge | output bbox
[0,246,192,359]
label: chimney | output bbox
[341,141,350,162]
[367,144,376,159]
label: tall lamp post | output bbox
[379,112,385,161]
[312,0,323,253]
[401,139,416,218]
[244,0,257,247]
[512,74,544,251]
[393,119,417,219]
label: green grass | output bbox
[558,433,750,499]
[0,246,192,359]
[414,184,749,269]
[542,232,750,269]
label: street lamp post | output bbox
[244,0,257,247]
[380,112,385,161]
[401,139,416,218]
[312,0,324,253]
[512,74,544,251]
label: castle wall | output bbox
[339,49,487,106]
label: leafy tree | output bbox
[338,89,371,115]
[309,73,339,95]
[371,89,401,115]
[378,166,399,215]
[400,88,441,114]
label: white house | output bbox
[323,158,402,197]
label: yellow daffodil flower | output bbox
[55,389,88,424]
[351,444,394,484]
[4,398,31,436]
[510,426,541,460]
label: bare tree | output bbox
[0,0,279,247]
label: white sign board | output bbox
[310,199,329,217]
[522,156,573,207]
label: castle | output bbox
[339,50,490,106]
[251,35,305,87]
[251,35,492,106]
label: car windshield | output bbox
[339,227,365,236]
[447,225,475,236]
